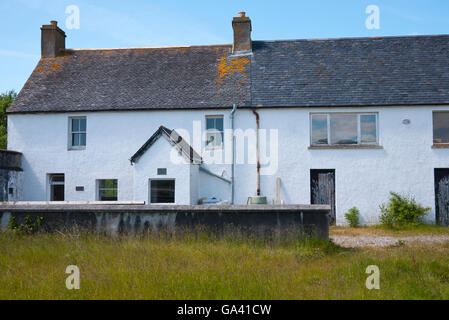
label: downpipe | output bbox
[230,104,237,204]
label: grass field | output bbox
[1,230,449,300]
[330,225,449,237]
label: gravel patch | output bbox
[330,235,449,248]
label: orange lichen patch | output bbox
[51,63,61,69]
[216,56,250,83]
[36,67,45,72]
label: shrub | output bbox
[344,207,360,228]
[379,192,430,228]
[8,215,43,234]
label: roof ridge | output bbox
[253,34,449,43]
[66,44,232,52]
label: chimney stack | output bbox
[232,12,252,54]
[41,20,66,57]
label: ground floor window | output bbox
[150,179,175,204]
[97,179,118,201]
[49,174,64,201]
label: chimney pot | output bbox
[41,20,66,57]
[232,12,252,54]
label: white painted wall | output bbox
[8,105,449,224]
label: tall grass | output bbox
[0,230,449,299]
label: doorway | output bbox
[435,169,449,226]
[49,174,65,201]
[311,169,336,225]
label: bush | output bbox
[379,192,430,228]
[344,207,360,227]
[8,215,43,234]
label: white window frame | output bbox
[149,178,176,204]
[205,115,224,149]
[47,173,65,201]
[68,116,87,150]
[96,179,118,201]
[310,112,379,146]
[432,111,449,145]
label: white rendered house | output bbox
[6,13,449,225]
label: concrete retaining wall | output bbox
[0,204,330,239]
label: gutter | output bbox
[252,109,261,196]
[230,104,237,204]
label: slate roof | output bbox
[8,34,449,113]
[130,126,202,165]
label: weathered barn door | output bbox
[435,169,449,226]
[311,169,336,225]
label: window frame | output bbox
[432,111,449,147]
[68,116,87,150]
[205,115,224,149]
[310,112,379,147]
[149,178,176,204]
[48,173,65,201]
[96,179,118,201]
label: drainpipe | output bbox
[252,109,261,196]
[230,104,237,204]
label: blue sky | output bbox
[1,0,449,93]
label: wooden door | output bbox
[311,169,336,225]
[435,169,449,226]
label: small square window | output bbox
[69,117,87,149]
[97,179,118,201]
[157,168,167,175]
[150,180,175,204]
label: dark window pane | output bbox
[72,133,80,146]
[360,114,377,144]
[151,180,175,203]
[51,185,64,201]
[433,112,449,144]
[206,118,215,130]
[79,118,86,131]
[330,114,357,145]
[72,118,79,132]
[216,117,223,131]
[311,114,328,145]
[79,133,86,146]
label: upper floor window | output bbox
[311,113,378,146]
[206,115,224,148]
[433,111,449,146]
[69,117,86,149]
[97,179,118,201]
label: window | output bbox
[97,179,118,201]
[433,112,449,145]
[49,174,64,201]
[311,113,378,146]
[150,179,175,204]
[206,115,224,148]
[70,117,86,149]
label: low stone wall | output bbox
[0,204,330,239]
